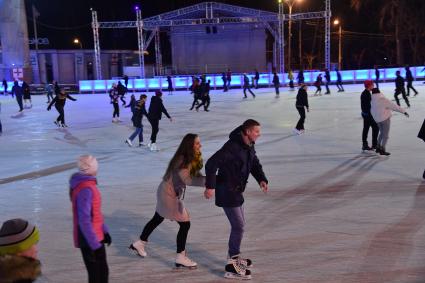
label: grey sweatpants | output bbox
[377,118,391,149]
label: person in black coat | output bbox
[148,91,173,151]
[418,119,425,179]
[360,80,379,151]
[272,72,280,97]
[2,79,7,95]
[405,66,418,96]
[47,90,77,127]
[204,119,268,279]
[126,94,148,147]
[242,74,255,99]
[11,81,23,112]
[167,76,173,95]
[324,69,331,94]
[196,80,211,112]
[335,69,344,92]
[190,78,202,110]
[254,69,260,89]
[394,71,410,107]
[221,72,228,92]
[226,69,232,89]
[294,84,309,134]
[297,69,305,85]
[314,74,322,95]
[22,81,32,108]
[53,81,61,96]
[117,81,127,106]
[374,66,380,89]
[123,75,129,89]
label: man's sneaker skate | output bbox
[175,251,197,270]
[54,121,60,127]
[227,255,253,268]
[139,142,146,147]
[224,257,252,280]
[128,240,147,257]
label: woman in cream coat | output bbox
[371,88,409,155]
[130,133,205,269]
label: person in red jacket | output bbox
[70,155,111,283]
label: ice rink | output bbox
[1,82,425,283]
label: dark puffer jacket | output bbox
[205,126,268,207]
[0,255,41,283]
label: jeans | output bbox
[81,245,109,283]
[406,81,418,95]
[296,106,306,130]
[223,206,245,257]
[377,118,391,149]
[140,212,191,253]
[243,87,255,98]
[129,126,143,143]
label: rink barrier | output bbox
[77,65,422,93]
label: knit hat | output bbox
[0,219,39,256]
[364,80,374,89]
[78,155,98,176]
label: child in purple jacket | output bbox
[70,155,111,283]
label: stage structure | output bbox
[91,1,331,78]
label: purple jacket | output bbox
[70,173,109,250]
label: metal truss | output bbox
[154,28,163,76]
[91,10,102,79]
[136,9,145,78]
[324,0,331,70]
[92,1,331,78]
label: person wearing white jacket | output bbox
[370,88,409,155]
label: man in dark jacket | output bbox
[272,72,280,97]
[394,71,410,107]
[335,68,344,92]
[254,69,260,89]
[242,74,255,99]
[204,119,268,280]
[11,81,23,112]
[374,66,380,89]
[148,90,173,151]
[294,84,309,134]
[324,69,331,94]
[405,66,418,96]
[418,119,425,179]
[361,80,379,151]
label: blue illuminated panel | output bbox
[341,71,354,81]
[93,80,107,91]
[79,80,93,91]
[258,74,270,85]
[134,79,146,89]
[385,68,400,79]
[355,69,369,80]
[311,71,322,83]
[174,77,188,88]
[230,75,242,86]
[106,80,116,89]
[147,78,160,88]
[414,67,425,78]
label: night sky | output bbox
[24,0,382,67]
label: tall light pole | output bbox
[333,19,342,70]
[285,0,302,72]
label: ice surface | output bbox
[0,82,425,282]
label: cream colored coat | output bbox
[155,167,205,222]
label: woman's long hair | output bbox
[163,133,199,181]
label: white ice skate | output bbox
[139,142,146,147]
[292,128,301,135]
[129,240,147,257]
[125,139,133,147]
[150,143,159,151]
[175,251,197,270]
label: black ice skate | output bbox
[224,256,252,280]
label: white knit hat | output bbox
[78,155,98,176]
